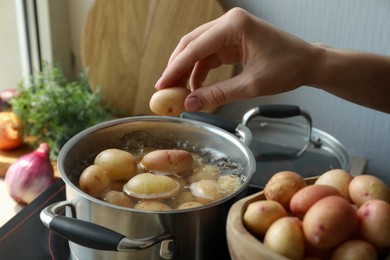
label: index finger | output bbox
[156,21,229,89]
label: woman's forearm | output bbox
[308,45,390,113]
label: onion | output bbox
[5,143,55,205]
[0,88,17,111]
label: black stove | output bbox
[0,179,70,260]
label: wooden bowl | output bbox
[226,177,318,260]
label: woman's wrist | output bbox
[302,43,390,113]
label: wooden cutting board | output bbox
[81,0,233,116]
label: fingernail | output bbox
[154,77,162,89]
[185,96,203,111]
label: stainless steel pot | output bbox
[40,115,256,260]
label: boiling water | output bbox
[70,131,245,210]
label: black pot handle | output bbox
[40,201,177,257]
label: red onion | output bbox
[5,143,55,205]
[0,88,17,111]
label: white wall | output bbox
[0,0,23,90]
[218,0,390,184]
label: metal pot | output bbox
[40,115,256,260]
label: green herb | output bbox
[10,62,114,160]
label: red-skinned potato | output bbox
[263,216,305,260]
[290,184,343,218]
[303,195,358,249]
[94,149,138,181]
[315,169,353,202]
[357,199,390,249]
[330,239,377,260]
[141,149,193,177]
[149,87,190,116]
[79,165,112,197]
[264,171,306,210]
[349,174,390,207]
[243,200,288,237]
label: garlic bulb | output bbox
[5,143,55,205]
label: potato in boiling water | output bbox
[176,201,204,210]
[141,149,193,177]
[172,191,195,207]
[217,174,242,195]
[149,87,190,116]
[188,164,221,183]
[102,190,133,208]
[94,149,138,181]
[190,179,223,204]
[124,173,180,199]
[134,200,172,211]
[79,165,112,197]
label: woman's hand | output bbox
[155,8,317,111]
[156,7,390,114]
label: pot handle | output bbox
[40,201,178,257]
[180,112,252,146]
[241,105,322,157]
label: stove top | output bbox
[0,179,70,260]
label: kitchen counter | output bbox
[0,178,22,227]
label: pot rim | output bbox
[57,115,257,214]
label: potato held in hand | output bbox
[150,87,191,116]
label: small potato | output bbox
[315,169,353,202]
[264,171,306,209]
[349,174,390,207]
[290,184,343,218]
[263,216,305,260]
[149,87,191,116]
[172,191,194,207]
[102,190,134,208]
[243,200,288,237]
[79,165,112,197]
[330,239,377,260]
[217,174,242,195]
[124,173,180,199]
[94,149,138,181]
[303,195,358,249]
[357,199,390,249]
[176,201,204,210]
[190,179,223,204]
[141,149,193,177]
[111,180,128,192]
[188,164,221,183]
[134,200,172,211]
